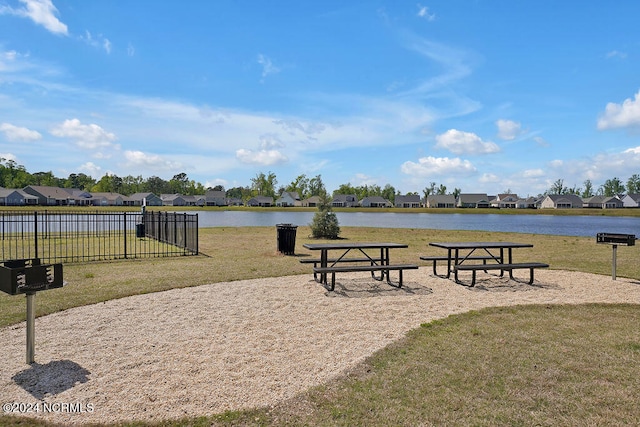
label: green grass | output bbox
[1,226,639,426]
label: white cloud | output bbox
[258,134,284,150]
[353,173,379,186]
[257,54,280,82]
[0,122,42,141]
[624,146,640,154]
[235,148,288,166]
[80,30,112,54]
[0,0,68,35]
[78,161,101,177]
[123,150,181,170]
[597,90,640,130]
[523,169,545,178]
[435,129,500,155]
[479,173,499,183]
[50,118,117,149]
[417,4,435,21]
[127,43,135,57]
[606,50,627,59]
[400,156,476,177]
[533,136,549,147]
[496,119,521,140]
[0,153,18,162]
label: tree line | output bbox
[546,176,640,198]
[2,158,638,203]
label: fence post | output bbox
[34,211,38,260]
[183,213,187,251]
[123,212,128,259]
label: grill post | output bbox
[26,292,36,364]
[611,244,617,280]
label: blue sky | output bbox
[1,1,639,196]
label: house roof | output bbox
[129,192,160,201]
[458,193,490,203]
[396,194,421,202]
[90,192,127,201]
[427,194,456,202]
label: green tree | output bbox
[582,179,594,198]
[286,174,310,199]
[600,177,625,197]
[381,184,396,203]
[334,183,357,196]
[251,171,278,198]
[548,179,567,195]
[144,176,170,195]
[626,174,640,194]
[422,182,437,199]
[310,192,340,239]
[308,175,326,197]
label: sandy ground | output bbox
[1,267,639,425]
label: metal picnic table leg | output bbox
[321,249,328,285]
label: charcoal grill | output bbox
[0,258,65,364]
[596,233,636,280]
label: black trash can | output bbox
[136,223,145,238]
[276,223,298,255]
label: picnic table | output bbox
[301,242,418,291]
[426,241,548,286]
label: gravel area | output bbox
[1,268,639,425]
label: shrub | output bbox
[310,193,340,239]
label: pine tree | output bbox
[310,192,340,239]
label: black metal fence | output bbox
[0,211,198,264]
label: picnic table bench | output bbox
[302,242,418,291]
[419,255,495,276]
[454,262,549,286]
[428,241,549,287]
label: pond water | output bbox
[188,210,640,238]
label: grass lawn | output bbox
[1,226,639,426]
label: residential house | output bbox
[205,190,227,206]
[621,194,640,208]
[582,196,623,209]
[129,193,163,207]
[491,194,519,209]
[246,196,273,207]
[0,188,38,205]
[226,197,243,206]
[515,197,539,209]
[395,194,421,208]
[182,195,206,206]
[332,194,358,208]
[302,195,322,207]
[359,196,392,208]
[90,192,128,206]
[539,194,584,209]
[23,186,89,206]
[457,193,491,208]
[161,194,187,206]
[426,194,456,208]
[276,191,301,207]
